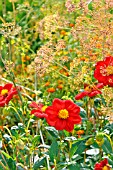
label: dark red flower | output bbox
[94,158,111,170]
[0,83,18,107]
[75,83,104,100]
[29,101,48,119]
[45,98,81,132]
[94,56,113,86]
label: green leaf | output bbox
[80,108,86,118]
[68,164,80,170]
[1,151,11,159]
[7,158,16,170]
[33,157,46,170]
[108,157,113,166]
[70,140,86,158]
[3,134,11,142]
[88,1,93,11]
[72,154,82,161]
[102,137,113,154]
[32,135,40,145]
[49,140,59,161]
[45,126,59,138]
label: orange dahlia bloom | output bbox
[44,82,50,87]
[45,98,81,132]
[76,130,84,135]
[0,83,18,107]
[57,84,63,89]
[47,87,55,93]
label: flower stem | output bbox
[38,120,50,170]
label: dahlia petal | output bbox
[29,102,39,108]
[47,117,58,126]
[104,56,113,65]
[94,70,108,85]
[52,98,65,111]
[69,111,80,117]
[95,61,106,67]
[55,119,66,130]
[65,121,74,132]
[65,100,78,111]
[75,91,88,100]
[94,163,102,170]
[100,158,108,167]
[34,112,48,119]
[70,105,80,114]
[3,83,13,91]
[31,109,41,115]
[5,90,18,104]
[96,83,104,89]
[107,76,113,87]
[88,91,101,98]
[0,101,5,107]
[0,96,4,101]
[68,115,81,124]
[45,106,58,115]
[0,86,3,92]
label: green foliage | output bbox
[49,140,59,161]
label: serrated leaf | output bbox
[70,140,86,158]
[45,126,59,138]
[49,140,59,161]
[102,137,113,154]
[68,164,80,170]
[33,156,46,170]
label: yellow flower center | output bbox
[106,66,113,75]
[1,89,8,96]
[102,165,110,170]
[58,109,69,119]
[41,106,48,112]
[85,86,92,92]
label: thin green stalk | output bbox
[3,126,13,138]
[9,71,23,103]
[35,73,38,101]
[0,159,7,170]
[8,105,23,123]
[12,2,16,26]
[0,150,9,169]
[1,77,35,93]
[38,120,50,170]
[2,0,6,20]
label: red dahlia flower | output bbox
[29,101,48,119]
[45,98,81,132]
[75,83,104,100]
[94,158,111,170]
[0,83,18,107]
[94,56,113,86]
